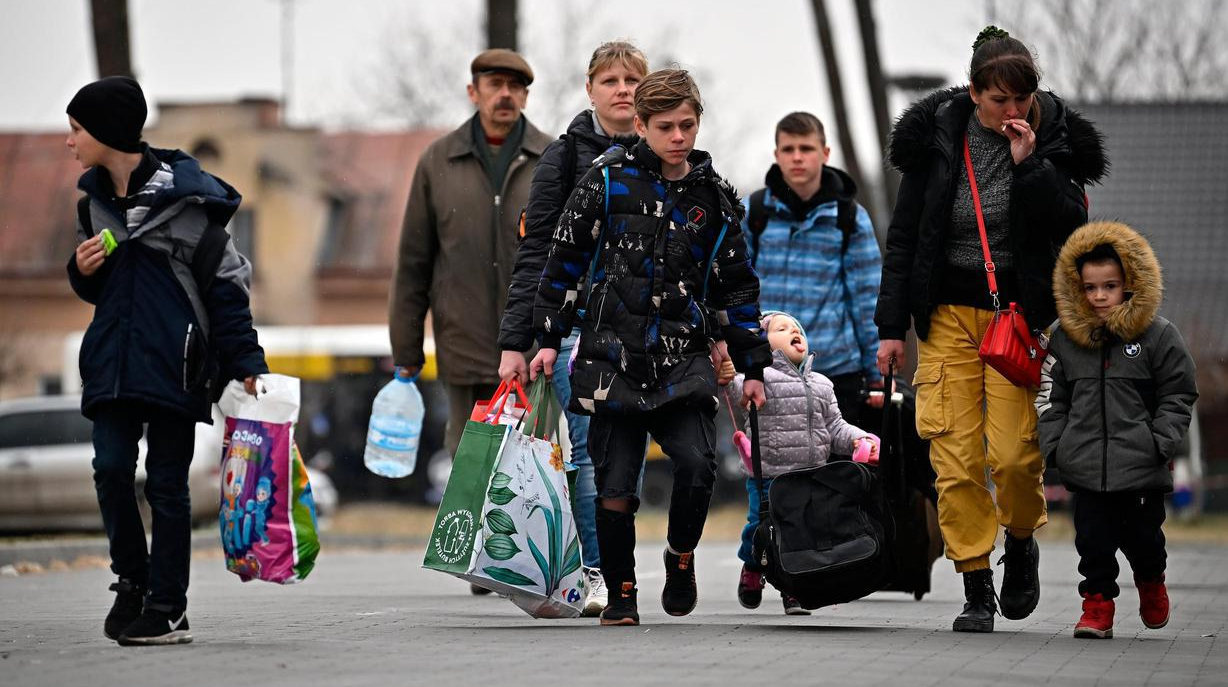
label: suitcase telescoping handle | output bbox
[749,404,769,521]
[880,361,906,504]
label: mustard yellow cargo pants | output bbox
[914,305,1047,572]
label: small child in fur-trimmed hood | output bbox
[1035,220,1197,639]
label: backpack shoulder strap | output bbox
[77,196,95,238]
[836,198,857,255]
[191,221,230,294]
[747,189,769,267]
[559,133,578,197]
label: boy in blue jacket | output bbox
[66,77,267,646]
[742,112,882,428]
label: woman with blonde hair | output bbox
[497,40,649,616]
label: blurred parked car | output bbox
[0,395,335,532]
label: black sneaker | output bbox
[600,582,639,626]
[782,594,811,616]
[999,533,1040,620]
[952,568,997,633]
[117,608,193,646]
[470,583,493,596]
[661,549,697,616]
[104,578,145,641]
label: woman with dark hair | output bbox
[874,26,1108,632]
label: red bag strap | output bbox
[1010,303,1040,352]
[963,135,1000,311]
[481,378,532,423]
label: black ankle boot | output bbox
[953,568,997,633]
[999,533,1040,620]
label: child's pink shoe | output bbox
[733,430,753,473]
[852,433,881,465]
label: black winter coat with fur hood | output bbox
[1035,221,1197,493]
[875,86,1108,341]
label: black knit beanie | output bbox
[66,76,147,153]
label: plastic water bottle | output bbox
[364,375,424,478]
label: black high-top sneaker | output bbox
[600,582,639,626]
[117,607,192,646]
[104,578,145,640]
[737,564,765,609]
[952,568,997,633]
[661,549,698,616]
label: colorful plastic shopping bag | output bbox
[423,376,584,618]
[217,374,320,583]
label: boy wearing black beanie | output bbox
[66,77,268,646]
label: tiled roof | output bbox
[1078,102,1228,360]
[317,129,442,275]
[0,127,444,279]
[0,134,86,277]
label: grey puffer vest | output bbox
[731,350,870,477]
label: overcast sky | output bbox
[2,0,989,193]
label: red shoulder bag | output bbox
[963,135,1046,388]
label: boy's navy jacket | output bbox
[1035,221,1198,493]
[533,140,770,415]
[744,163,882,383]
[67,147,268,422]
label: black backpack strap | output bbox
[749,404,769,520]
[836,198,857,255]
[559,133,578,197]
[77,196,95,238]
[191,222,230,295]
[747,189,769,267]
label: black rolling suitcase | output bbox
[875,364,944,600]
[748,405,895,609]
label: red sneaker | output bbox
[737,565,765,609]
[1136,575,1170,629]
[1074,593,1114,638]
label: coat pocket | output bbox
[1019,388,1039,443]
[182,323,209,392]
[913,361,952,439]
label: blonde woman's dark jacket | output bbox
[1035,221,1198,493]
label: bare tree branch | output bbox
[999,0,1227,103]
[89,0,133,78]
[807,0,864,194]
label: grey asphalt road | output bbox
[1,541,1225,687]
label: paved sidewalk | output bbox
[1,541,1224,687]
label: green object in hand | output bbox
[99,228,117,256]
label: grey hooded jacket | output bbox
[730,350,870,477]
[1035,221,1198,493]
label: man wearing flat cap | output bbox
[389,49,551,481]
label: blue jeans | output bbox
[92,402,195,611]
[553,334,599,569]
[738,477,774,566]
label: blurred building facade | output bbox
[0,99,439,398]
